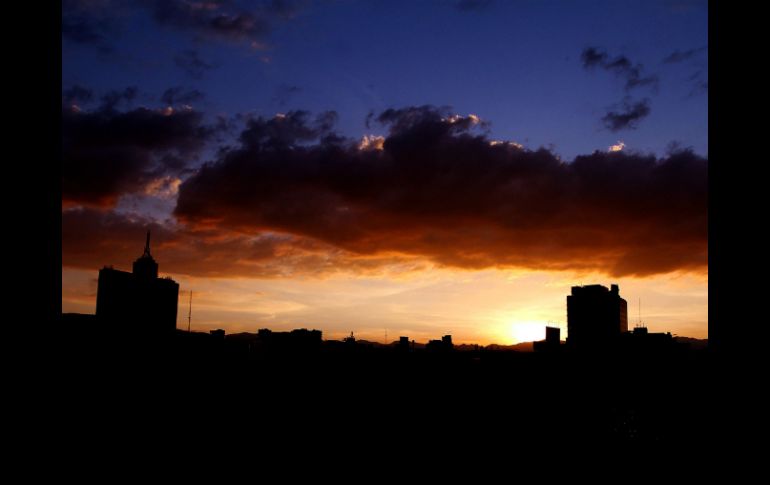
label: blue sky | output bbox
[63,0,707,162]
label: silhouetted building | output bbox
[534,326,561,352]
[289,328,322,344]
[210,329,226,340]
[398,336,410,352]
[425,340,442,351]
[567,284,627,348]
[344,331,356,344]
[546,326,560,344]
[255,328,323,352]
[442,335,453,348]
[95,232,179,333]
[622,327,675,352]
[426,335,454,352]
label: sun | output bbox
[509,322,546,344]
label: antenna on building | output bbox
[187,290,192,333]
[144,230,152,257]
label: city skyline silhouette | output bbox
[60,234,710,446]
[65,232,703,353]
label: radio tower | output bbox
[187,290,192,332]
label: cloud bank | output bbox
[62,103,706,278]
[163,105,708,277]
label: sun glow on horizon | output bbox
[510,322,546,344]
[62,265,707,345]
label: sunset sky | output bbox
[62,0,708,344]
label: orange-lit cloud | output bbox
[174,106,707,277]
[62,105,707,279]
[62,207,428,279]
[143,177,182,198]
[358,135,385,151]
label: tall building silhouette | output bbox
[567,284,627,348]
[96,232,179,333]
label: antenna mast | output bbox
[187,290,192,332]
[144,230,151,256]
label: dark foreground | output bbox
[55,328,717,456]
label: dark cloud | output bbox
[581,47,659,93]
[62,85,94,106]
[367,106,491,158]
[62,0,115,53]
[174,49,217,79]
[149,0,306,44]
[99,86,138,111]
[61,15,109,47]
[581,47,608,67]
[455,0,494,11]
[375,105,488,135]
[582,47,658,129]
[152,1,268,42]
[237,110,339,149]
[172,106,707,277]
[662,46,707,64]
[601,98,651,131]
[161,87,206,106]
[62,95,217,208]
[63,1,307,58]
